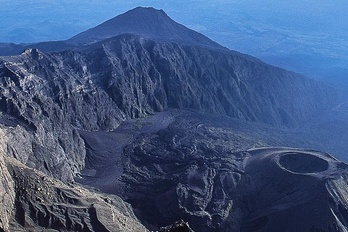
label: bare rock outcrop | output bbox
[0,125,148,231]
[0,34,336,184]
[0,132,15,232]
[122,130,348,231]
[78,110,348,231]
[0,7,344,232]
[3,155,148,232]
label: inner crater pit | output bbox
[279,152,329,174]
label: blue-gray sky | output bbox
[1,0,347,79]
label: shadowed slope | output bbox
[68,7,225,50]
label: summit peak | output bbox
[67,7,224,50]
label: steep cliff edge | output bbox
[0,154,148,232]
[117,113,348,231]
[76,110,348,231]
[84,34,336,126]
[0,6,344,232]
[0,133,15,232]
[0,35,336,183]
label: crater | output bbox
[279,152,329,174]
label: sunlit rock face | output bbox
[4,155,148,232]
[0,145,15,232]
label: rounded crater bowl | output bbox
[279,152,329,174]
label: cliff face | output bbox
[0,153,148,232]
[0,34,337,182]
[0,7,342,231]
[0,134,15,232]
[79,110,348,232]
[89,35,335,126]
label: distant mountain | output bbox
[0,43,27,56]
[0,7,338,182]
[0,7,227,56]
[0,7,345,232]
[0,7,230,57]
[68,7,225,50]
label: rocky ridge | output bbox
[0,33,336,183]
[0,7,226,56]
[68,6,225,50]
[0,6,345,232]
[6,155,147,232]
[0,124,148,232]
[109,111,348,231]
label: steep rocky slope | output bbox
[2,155,148,232]
[0,7,226,56]
[0,138,15,232]
[69,6,225,49]
[0,123,148,232]
[0,6,345,232]
[78,110,348,231]
[122,125,348,231]
[0,34,337,184]
[86,34,336,126]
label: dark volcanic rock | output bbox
[0,7,226,56]
[0,34,336,183]
[0,145,14,232]
[85,35,337,126]
[0,7,344,232]
[278,152,329,173]
[5,156,147,232]
[0,7,338,130]
[121,126,348,231]
[78,110,348,231]
[159,220,194,232]
[0,48,124,181]
[68,7,225,50]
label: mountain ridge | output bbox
[0,32,337,184]
[0,7,228,56]
[67,7,226,50]
[0,6,346,232]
